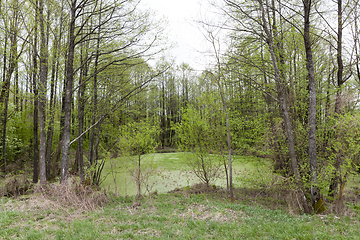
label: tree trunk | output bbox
[38,0,48,184]
[46,3,63,181]
[77,42,88,183]
[303,0,320,204]
[208,32,234,199]
[1,4,20,173]
[88,45,100,167]
[0,37,7,173]
[329,0,345,199]
[259,0,309,213]
[60,0,76,184]
[32,7,39,182]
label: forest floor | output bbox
[1,181,360,239]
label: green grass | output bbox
[1,192,360,239]
[1,153,360,239]
[100,153,274,196]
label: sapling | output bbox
[118,120,159,197]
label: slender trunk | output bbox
[88,8,102,166]
[88,48,99,167]
[45,37,58,180]
[77,43,88,183]
[261,42,284,172]
[329,0,345,198]
[161,79,166,148]
[355,12,360,83]
[303,0,320,204]
[60,0,76,184]
[208,32,233,198]
[32,5,39,181]
[1,72,11,173]
[14,60,19,111]
[38,0,48,184]
[1,4,20,172]
[0,37,7,173]
[91,122,101,184]
[46,4,63,180]
[137,154,141,196]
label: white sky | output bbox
[140,0,220,70]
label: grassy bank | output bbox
[1,190,360,239]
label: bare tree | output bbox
[204,30,234,199]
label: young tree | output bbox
[203,30,234,198]
[118,120,159,197]
[175,93,226,188]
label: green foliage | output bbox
[230,111,269,156]
[317,113,360,199]
[0,106,33,169]
[118,119,159,157]
[117,119,160,196]
[233,157,281,189]
[175,93,226,186]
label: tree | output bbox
[118,120,159,197]
[38,0,49,184]
[303,0,320,207]
[61,0,166,184]
[222,0,310,212]
[175,93,226,188]
[202,29,234,198]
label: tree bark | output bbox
[1,2,20,173]
[46,3,63,181]
[303,0,320,204]
[60,0,76,184]
[32,3,39,182]
[77,41,88,183]
[329,0,345,198]
[38,0,48,184]
[88,41,100,167]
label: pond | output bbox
[100,152,273,196]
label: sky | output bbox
[139,0,220,70]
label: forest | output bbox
[1,0,360,236]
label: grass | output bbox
[1,191,360,239]
[1,153,360,239]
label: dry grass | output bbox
[32,177,109,212]
[0,173,31,197]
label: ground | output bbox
[1,181,360,239]
[1,153,360,239]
